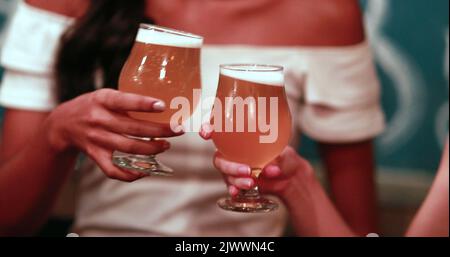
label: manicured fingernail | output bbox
[238,166,251,176]
[267,165,280,172]
[265,165,282,177]
[238,179,253,188]
[153,101,166,111]
[229,186,238,196]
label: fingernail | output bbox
[238,179,253,188]
[229,186,238,196]
[267,165,280,173]
[153,101,166,111]
[238,166,251,176]
[265,165,282,177]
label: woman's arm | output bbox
[0,89,179,236]
[261,148,355,237]
[0,109,78,235]
[202,127,449,237]
[406,140,449,237]
[212,147,356,237]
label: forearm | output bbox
[319,140,378,234]
[406,140,449,237]
[0,122,79,235]
[282,171,355,237]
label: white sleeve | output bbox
[299,41,385,142]
[303,41,381,109]
[0,0,74,111]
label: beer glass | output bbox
[211,64,292,212]
[112,24,203,176]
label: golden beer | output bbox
[212,72,291,168]
[119,24,202,125]
[211,64,292,213]
[112,24,203,175]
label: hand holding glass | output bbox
[210,64,292,212]
[112,24,203,176]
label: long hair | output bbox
[55,0,150,102]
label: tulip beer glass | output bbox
[112,24,203,176]
[211,64,292,212]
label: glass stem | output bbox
[238,186,260,200]
[237,168,262,200]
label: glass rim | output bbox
[139,23,204,40]
[220,64,284,72]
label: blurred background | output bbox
[0,0,448,236]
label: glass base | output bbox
[112,151,173,176]
[217,196,278,213]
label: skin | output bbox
[0,0,182,236]
[0,89,182,235]
[201,126,449,237]
[1,0,376,234]
[406,140,449,236]
[149,0,376,234]
[319,141,378,234]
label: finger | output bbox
[226,176,254,190]
[199,123,213,140]
[214,153,251,177]
[88,130,170,155]
[256,177,291,196]
[104,113,184,138]
[94,89,165,112]
[91,148,146,182]
[277,147,313,177]
[228,185,239,197]
[261,165,283,179]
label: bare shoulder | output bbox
[298,0,365,45]
[25,0,90,18]
[321,0,365,45]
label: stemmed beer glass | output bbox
[112,24,203,176]
[210,64,292,212]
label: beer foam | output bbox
[220,66,285,86]
[136,25,203,48]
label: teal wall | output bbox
[0,0,448,174]
[301,0,449,174]
[363,0,448,172]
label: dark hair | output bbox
[55,0,151,102]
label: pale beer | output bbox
[211,68,291,168]
[119,24,202,124]
[112,24,203,175]
[211,64,292,213]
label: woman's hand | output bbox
[45,89,183,182]
[200,124,315,203]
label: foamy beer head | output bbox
[211,64,292,168]
[119,24,203,125]
[220,64,285,87]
